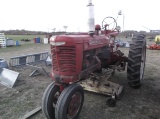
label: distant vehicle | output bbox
[115,39,127,47]
[148,36,155,40]
[147,43,160,50]
[147,35,160,50]
[114,39,120,43]
[115,39,123,46]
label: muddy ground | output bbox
[0,40,160,119]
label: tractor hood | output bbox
[50,34,95,46]
[50,35,90,46]
[49,34,112,47]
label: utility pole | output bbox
[118,10,125,32]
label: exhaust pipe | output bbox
[87,0,95,35]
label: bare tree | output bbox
[63,26,68,32]
[52,28,56,32]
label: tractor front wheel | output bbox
[42,82,60,119]
[55,84,84,119]
[127,34,146,88]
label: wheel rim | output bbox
[140,43,146,82]
[52,92,60,108]
[67,92,82,118]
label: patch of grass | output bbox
[5,35,46,41]
[0,43,50,52]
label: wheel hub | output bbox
[67,92,82,118]
[53,92,60,108]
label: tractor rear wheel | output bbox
[42,82,60,119]
[127,34,146,88]
[55,83,84,119]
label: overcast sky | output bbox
[0,0,159,32]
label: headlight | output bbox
[51,42,66,46]
[50,36,56,42]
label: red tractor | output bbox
[42,1,146,119]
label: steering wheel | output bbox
[102,16,117,30]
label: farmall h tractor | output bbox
[42,1,146,119]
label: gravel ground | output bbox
[0,41,160,119]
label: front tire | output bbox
[55,84,84,119]
[42,82,60,119]
[127,34,146,88]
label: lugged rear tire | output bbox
[127,34,146,88]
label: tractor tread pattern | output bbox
[129,49,136,54]
[128,57,135,63]
[127,34,146,88]
[127,65,134,72]
[132,54,142,58]
[131,62,141,67]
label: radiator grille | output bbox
[51,46,76,73]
